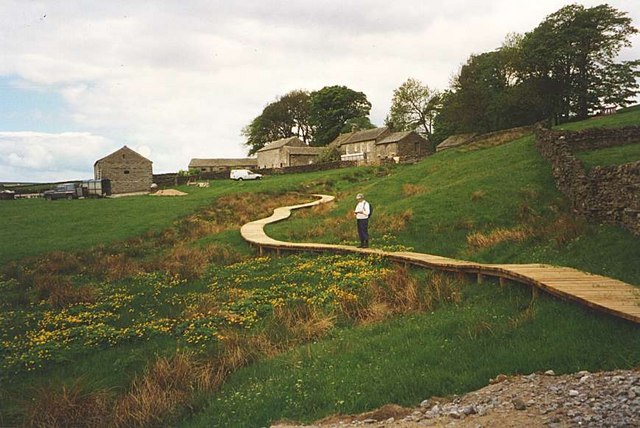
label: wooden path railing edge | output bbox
[240,194,640,324]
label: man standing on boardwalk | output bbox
[354,193,370,248]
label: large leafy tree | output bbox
[242,90,311,155]
[386,78,440,140]
[435,48,519,136]
[519,4,639,122]
[309,85,372,147]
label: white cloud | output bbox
[0,132,114,182]
[0,0,638,181]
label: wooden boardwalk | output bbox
[240,194,640,324]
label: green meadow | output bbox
[1,108,639,427]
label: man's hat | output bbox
[356,193,364,199]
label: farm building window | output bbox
[124,170,130,174]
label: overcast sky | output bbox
[1,0,638,182]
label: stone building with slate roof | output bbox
[256,136,322,169]
[375,131,431,162]
[189,158,257,173]
[94,146,153,195]
[336,127,391,164]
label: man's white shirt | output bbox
[354,200,370,219]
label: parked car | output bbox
[230,169,262,181]
[43,183,83,200]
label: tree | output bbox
[280,90,312,144]
[242,90,311,155]
[519,4,639,121]
[309,85,372,147]
[386,78,440,140]
[342,116,375,133]
[435,49,514,135]
[434,4,639,137]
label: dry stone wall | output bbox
[152,161,357,188]
[534,125,640,235]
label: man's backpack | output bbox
[367,202,373,218]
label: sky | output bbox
[1,0,638,182]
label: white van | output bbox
[230,169,263,181]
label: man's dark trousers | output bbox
[357,218,369,247]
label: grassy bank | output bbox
[185,276,640,427]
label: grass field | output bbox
[1,108,639,427]
[575,143,640,169]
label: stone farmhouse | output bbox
[94,146,153,195]
[329,127,432,165]
[256,136,324,169]
[189,158,257,173]
[337,127,391,163]
[375,131,431,162]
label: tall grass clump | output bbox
[467,227,531,249]
[114,352,216,427]
[402,183,427,197]
[24,381,112,428]
[264,302,337,345]
[339,266,464,324]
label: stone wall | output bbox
[289,153,319,167]
[554,126,640,151]
[259,160,356,175]
[153,161,357,187]
[534,125,640,235]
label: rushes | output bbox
[402,183,427,197]
[24,381,112,428]
[342,265,464,324]
[467,227,531,249]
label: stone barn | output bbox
[94,146,153,195]
[257,136,308,169]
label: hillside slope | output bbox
[269,109,640,286]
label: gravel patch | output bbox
[272,368,640,428]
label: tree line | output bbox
[243,3,639,154]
